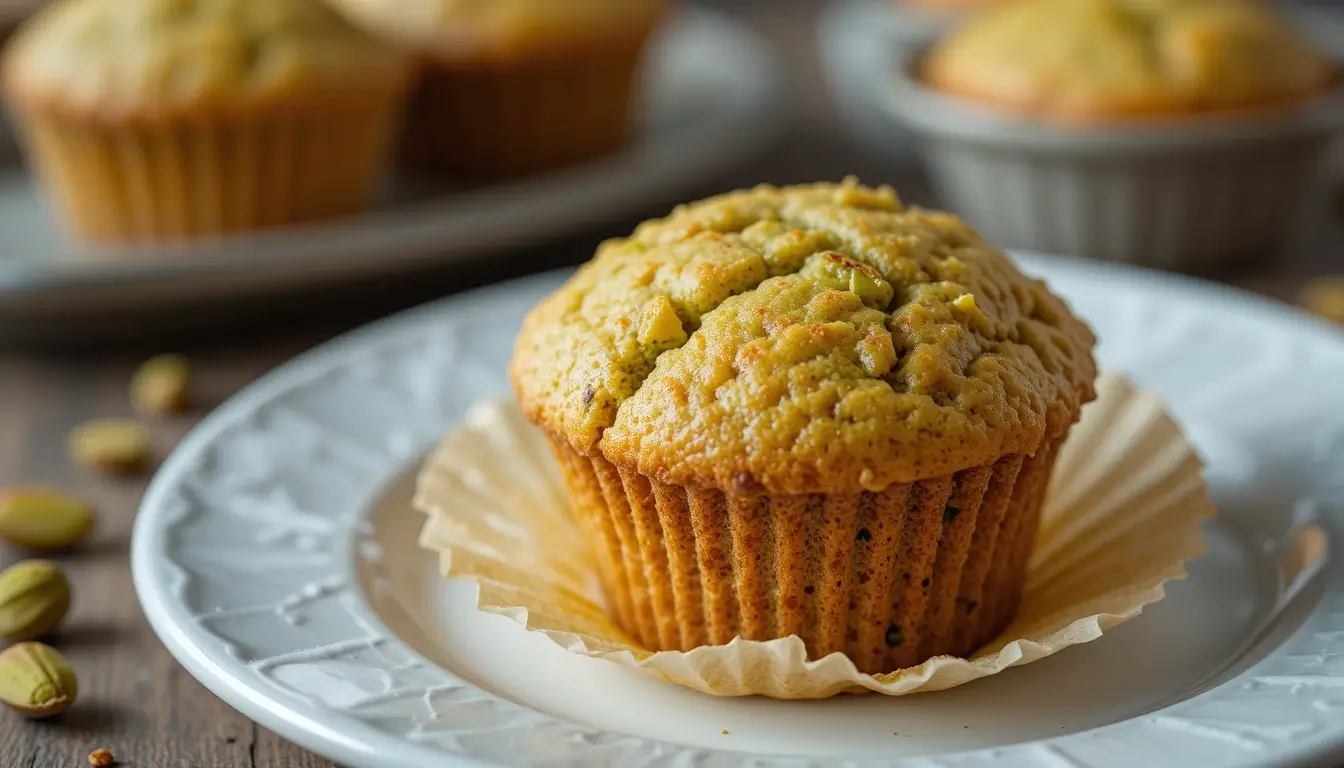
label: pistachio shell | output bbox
[0,642,77,718]
[0,487,95,551]
[0,560,71,641]
[68,419,151,473]
[131,354,191,417]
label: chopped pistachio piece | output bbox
[858,328,898,377]
[636,295,687,348]
[802,252,895,309]
[850,269,895,309]
[834,178,902,212]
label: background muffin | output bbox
[886,0,1344,270]
[923,0,1334,119]
[2,0,413,241]
[327,0,667,179]
[510,180,1098,673]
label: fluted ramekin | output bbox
[884,47,1344,271]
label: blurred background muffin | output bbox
[886,0,1344,270]
[923,0,1333,118]
[2,0,413,241]
[327,0,668,180]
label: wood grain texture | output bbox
[0,347,335,768]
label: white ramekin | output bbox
[883,47,1344,271]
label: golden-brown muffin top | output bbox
[923,0,1334,118]
[511,181,1097,495]
[325,0,665,59]
[3,0,411,120]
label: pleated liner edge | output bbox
[15,95,403,241]
[546,433,1066,676]
[399,17,659,180]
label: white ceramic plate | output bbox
[132,253,1344,768]
[0,7,781,323]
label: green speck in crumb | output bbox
[944,504,960,524]
[962,725,969,730]
[849,269,893,308]
[892,731,899,736]
[885,624,904,647]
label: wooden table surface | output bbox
[0,2,1340,766]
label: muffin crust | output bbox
[511,181,1097,495]
[326,0,665,60]
[923,0,1334,119]
[3,0,410,120]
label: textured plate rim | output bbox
[132,252,1344,768]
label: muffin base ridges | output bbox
[399,21,658,180]
[15,98,402,241]
[547,436,1066,675]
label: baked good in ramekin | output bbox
[924,0,1332,119]
[886,0,1344,270]
[510,180,1098,674]
[2,0,413,241]
[325,0,667,179]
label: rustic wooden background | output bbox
[0,1,1339,766]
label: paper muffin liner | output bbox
[12,97,403,242]
[541,432,1066,675]
[399,20,659,179]
[416,374,1213,699]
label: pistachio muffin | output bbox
[2,0,413,241]
[923,0,1334,119]
[327,0,666,179]
[511,180,1098,673]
